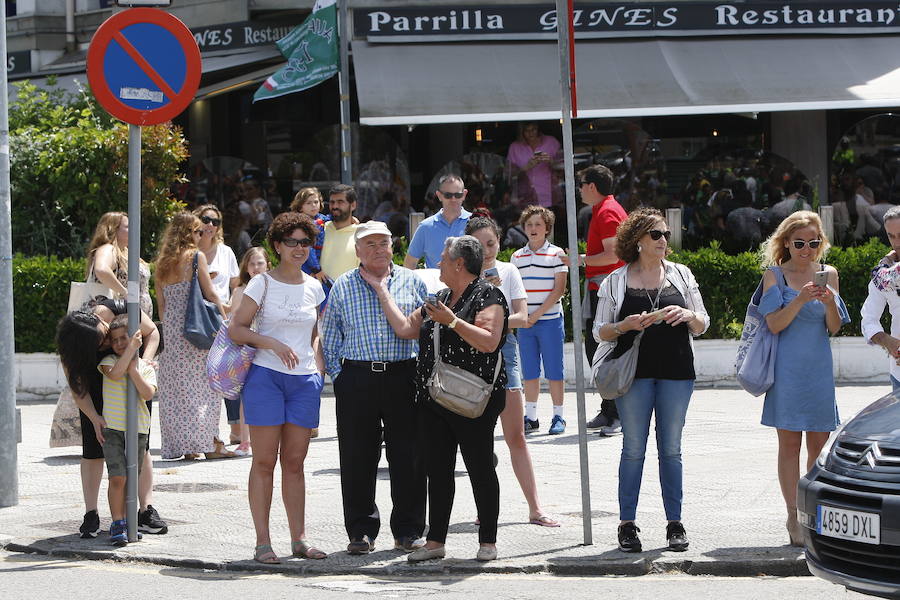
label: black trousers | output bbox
[420,387,505,544]
[584,287,619,420]
[333,361,425,542]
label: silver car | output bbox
[798,393,900,598]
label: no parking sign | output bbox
[87,8,201,126]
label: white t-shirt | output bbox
[207,243,239,304]
[493,260,527,311]
[243,273,325,375]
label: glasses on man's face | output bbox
[281,237,312,248]
[200,215,222,227]
[439,190,465,199]
[648,229,671,241]
[792,239,822,249]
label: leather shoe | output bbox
[476,545,497,561]
[346,535,375,555]
[394,536,426,553]
[408,545,445,562]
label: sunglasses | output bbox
[439,190,465,199]
[281,237,312,248]
[792,239,822,249]
[648,229,671,241]
[199,215,222,227]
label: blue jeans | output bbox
[615,378,694,522]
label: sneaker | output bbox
[79,509,101,539]
[347,535,375,555]
[524,417,540,434]
[138,505,169,534]
[548,415,566,435]
[394,536,426,553]
[599,419,622,436]
[617,522,642,553]
[586,412,610,430]
[666,521,689,551]
[109,519,128,547]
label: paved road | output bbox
[0,385,889,577]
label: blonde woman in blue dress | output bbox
[758,211,849,546]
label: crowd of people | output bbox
[53,160,900,561]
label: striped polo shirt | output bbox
[511,240,568,321]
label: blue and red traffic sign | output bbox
[87,8,201,126]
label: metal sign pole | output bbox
[555,0,592,545]
[0,0,18,508]
[338,0,352,185]
[125,123,141,541]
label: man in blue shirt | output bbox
[322,221,427,556]
[403,174,472,269]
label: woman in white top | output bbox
[465,217,559,527]
[230,212,327,564]
[85,211,153,317]
[193,204,242,445]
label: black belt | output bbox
[341,358,416,373]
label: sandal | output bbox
[233,442,251,457]
[254,544,281,564]
[205,438,237,460]
[182,453,201,461]
[529,515,561,528]
[292,539,327,560]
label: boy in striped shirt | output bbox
[511,206,569,435]
[97,315,157,546]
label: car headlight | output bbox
[816,421,848,467]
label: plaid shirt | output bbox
[322,264,427,379]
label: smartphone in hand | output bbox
[425,294,438,306]
[484,267,499,279]
[813,270,828,288]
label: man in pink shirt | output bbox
[507,122,562,208]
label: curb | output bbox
[2,540,811,578]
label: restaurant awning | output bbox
[352,34,900,125]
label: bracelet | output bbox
[613,323,625,336]
[448,316,459,329]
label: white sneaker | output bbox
[599,419,622,436]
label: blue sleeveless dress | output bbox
[759,268,850,432]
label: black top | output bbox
[416,279,509,401]
[612,283,695,381]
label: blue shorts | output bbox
[518,316,564,381]
[242,364,323,428]
[501,332,523,390]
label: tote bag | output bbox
[735,267,784,396]
[427,322,501,419]
[67,263,115,313]
[184,252,223,350]
[207,274,269,399]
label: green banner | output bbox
[253,0,338,102]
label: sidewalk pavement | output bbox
[0,385,888,577]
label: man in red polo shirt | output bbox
[577,165,627,434]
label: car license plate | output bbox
[816,504,880,544]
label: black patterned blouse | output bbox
[415,278,509,399]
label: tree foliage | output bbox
[9,78,188,258]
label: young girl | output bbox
[290,187,330,279]
[230,247,272,456]
[510,206,569,436]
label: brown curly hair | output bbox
[289,187,323,213]
[155,212,201,281]
[267,212,318,249]
[615,208,671,264]
[518,205,555,230]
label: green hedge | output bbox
[11,240,893,352]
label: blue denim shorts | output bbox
[501,332,523,390]
[518,316,565,381]
[242,364,323,428]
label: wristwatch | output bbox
[448,317,459,329]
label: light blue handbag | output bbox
[735,267,784,396]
